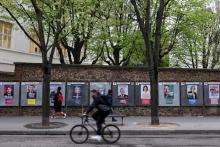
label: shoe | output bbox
[90,135,102,141]
[51,115,56,119]
[63,113,66,119]
[112,118,117,122]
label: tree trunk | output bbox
[113,46,121,65]
[149,69,159,125]
[73,40,84,64]
[57,44,65,64]
[41,63,51,126]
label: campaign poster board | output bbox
[50,82,66,106]
[159,82,180,106]
[135,82,151,106]
[0,82,19,106]
[21,82,43,106]
[89,82,111,104]
[113,82,134,106]
[181,82,203,106]
[66,82,89,106]
[204,82,220,106]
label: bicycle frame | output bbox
[81,115,110,134]
[81,115,97,133]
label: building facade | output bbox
[0,19,62,72]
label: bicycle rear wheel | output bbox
[69,124,89,144]
[102,124,121,143]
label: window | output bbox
[29,33,41,54]
[0,20,12,49]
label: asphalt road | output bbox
[1,134,220,147]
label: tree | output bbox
[57,0,99,64]
[92,0,141,66]
[131,0,170,125]
[170,0,220,69]
[0,0,67,126]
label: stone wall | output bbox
[0,71,16,81]
[13,63,220,82]
[1,63,220,116]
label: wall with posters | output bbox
[1,63,220,116]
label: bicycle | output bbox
[69,115,121,144]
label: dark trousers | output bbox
[92,110,110,135]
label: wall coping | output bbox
[0,71,15,76]
[14,62,220,72]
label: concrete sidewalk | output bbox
[0,116,220,135]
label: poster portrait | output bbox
[159,82,180,106]
[117,84,129,105]
[209,85,219,105]
[187,85,198,105]
[21,82,43,106]
[0,82,19,106]
[90,82,111,104]
[163,85,174,104]
[26,84,37,105]
[72,85,82,105]
[4,85,14,105]
[181,82,203,106]
[50,82,65,106]
[140,84,151,105]
[66,82,88,106]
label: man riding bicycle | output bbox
[84,89,111,141]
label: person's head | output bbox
[98,85,104,95]
[164,85,170,94]
[191,85,196,92]
[6,86,12,94]
[57,87,61,92]
[143,86,148,92]
[74,86,81,94]
[90,89,97,98]
[120,88,125,95]
[108,89,112,95]
[28,85,35,92]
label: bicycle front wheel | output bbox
[102,124,121,144]
[69,124,89,144]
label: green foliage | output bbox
[170,0,218,68]
[1,0,219,68]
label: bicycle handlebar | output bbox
[81,114,89,123]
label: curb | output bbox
[1,130,220,135]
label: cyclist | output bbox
[83,89,111,141]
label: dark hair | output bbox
[91,89,97,93]
[108,89,112,95]
[143,86,148,91]
[57,87,61,91]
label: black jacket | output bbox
[86,94,111,114]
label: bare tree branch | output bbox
[105,42,116,64]
[0,2,41,49]
[16,1,39,38]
